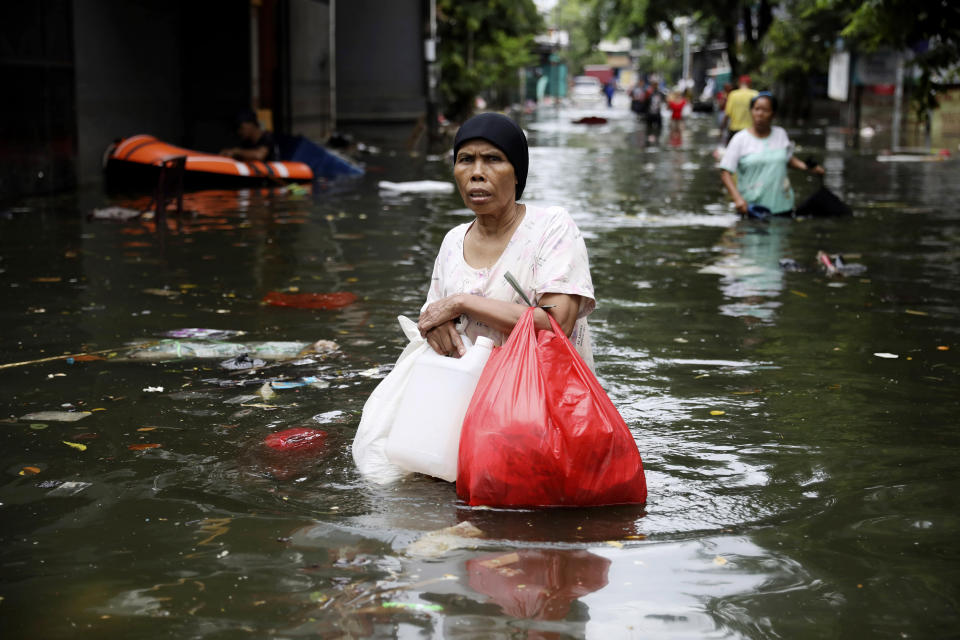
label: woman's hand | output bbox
[418,294,463,337]
[720,169,748,215]
[424,320,465,357]
[810,165,825,176]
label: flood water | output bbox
[2,101,959,639]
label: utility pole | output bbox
[892,51,903,151]
[425,0,439,147]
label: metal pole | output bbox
[330,0,337,135]
[892,52,903,151]
[425,0,438,145]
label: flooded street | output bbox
[2,102,959,638]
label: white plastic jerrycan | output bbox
[385,334,494,481]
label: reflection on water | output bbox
[699,219,793,323]
[466,549,610,621]
[2,102,960,638]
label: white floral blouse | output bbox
[423,205,596,369]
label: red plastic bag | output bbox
[466,549,610,619]
[263,427,327,451]
[457,307,647,507]
[262,291,357,309]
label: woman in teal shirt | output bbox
[720,92,824,216]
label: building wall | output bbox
[0,1,77,200]
[73,0,185,187]
[336,0,425,122]
[72,0,250,188]
[289,0,333,141]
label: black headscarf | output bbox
[453,113,528,200]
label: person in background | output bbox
[667,91,687,133]
[630,80,647,119]
[643,80,665,138]
[722,75,758,144]
[220,109,277,162]
[417,113,596,370]
[716,82,732,128]
[719,92,825,217]
[603,77,616,108]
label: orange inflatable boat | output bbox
[104,134,313,188]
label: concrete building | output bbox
[1,0,428,201]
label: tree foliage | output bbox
[570,0,959,121]
[437,0,543,121]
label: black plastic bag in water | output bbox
[795,185,851,217]
[795,158,851,217]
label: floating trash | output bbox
[262,291,357,310]
[378,180,455,194]
[220,353,266,370]
[47,481,92,496]
[127,339,335,361]
[270,376,327,390]
[20,411,91,422]
[89,206,144,221]
[263,427,327,451]
[165,328,246,340]
[405,521,484,558]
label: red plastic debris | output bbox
[263,427,327,451]
[262,291,357,310]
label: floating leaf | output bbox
[713,556,728,566]
[128,443,162,451]
[30,423,48,430]
[18,466,42,476]
[710,410,725,416]
[937,345,950,351]
[63,441,87,451]
[605,540,624,549]
[137,427,158,432]
[904,309,928,316]
[790,290,808,298]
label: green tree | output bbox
[549,0,608,77]
[762,0,849,117]
[582,0,775,78]
[438,0,543,121]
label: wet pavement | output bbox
[1,100,959,638]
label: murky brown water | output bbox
[2,101,959,638]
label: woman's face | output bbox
[750,97,775,129]
[454,140,517,216]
